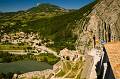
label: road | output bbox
[0,49,60,57]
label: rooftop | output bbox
[105,42,120,79]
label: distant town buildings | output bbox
[0,32,56,55]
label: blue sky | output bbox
[0,0,94,12]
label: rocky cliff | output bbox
[76,0,120,53]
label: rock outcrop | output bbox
[76,0,120,53]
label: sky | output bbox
[0,0,94,12]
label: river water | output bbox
[0,60,53,73]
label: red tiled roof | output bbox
[105,42,120,78]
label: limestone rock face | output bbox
[76,0,120,53]
[94,0,120,41]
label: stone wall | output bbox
[17,69,53,79]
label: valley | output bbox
[0,1,97,79]
[1,0,120,79]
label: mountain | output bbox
[0,4,67,24]
[0,12,17,19]
[0,2,97,51]
[28,3,65,13]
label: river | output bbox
[0,60,53,73]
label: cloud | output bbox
[36,3,40,6]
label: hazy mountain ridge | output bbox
[0,4,67,21]
[28,3,66,13]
